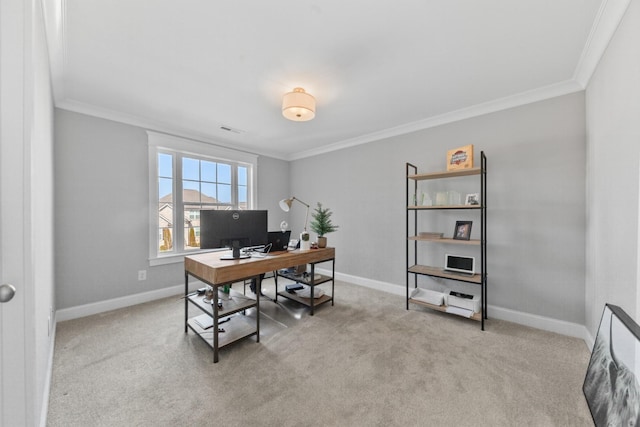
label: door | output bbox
[1,0,30,425]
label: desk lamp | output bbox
[279,196,311,250]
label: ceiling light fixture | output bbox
[282,87,315,121]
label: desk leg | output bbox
[184,272,189,333]
[213,288,219,363]
[273,271,278,302]
[310,264,315,316]
[256,275,261,343]
[331,258,335,306]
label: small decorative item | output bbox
[448,191,461,205]
[583,304,640,426]
[310,202,339,248]
[204,286,215,303]
[447,144,474,171]
[300,231,311,250]
[435,191,448,206]
[465,193,480,205]
[453,221,472,240]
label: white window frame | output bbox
[147,131,258,266]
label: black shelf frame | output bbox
[274,258,335,315]
[184,272,260,363]
[405,151,487,330]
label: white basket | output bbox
[410,288,445,306]
[445,293,481,313]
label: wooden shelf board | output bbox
[408,298,482,322]
[408,167,482,181]
[408,264,482,284]
[408,236,480,245]
[407,205,481,210]
[188,290,257,317]
[187,314,258,348]
[276,272,333,286]
[277,291,333,308]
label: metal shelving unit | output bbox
[405,152,487,330]
[274,257,335,316]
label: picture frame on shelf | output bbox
[465,193,480,206]
[453,221,472,240]
[583,304,640,426]
[446,144,474,171]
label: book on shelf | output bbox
[193,313,213,330]
[418,232,443,238]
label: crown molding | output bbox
[287,79,583,161]
[48,0,631,164]
[42,0,68,104]
[55,99,287,160]
[57,77,585,164]
[573,0,632,87]
[288,0,633,161]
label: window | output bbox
[148,131,257,265]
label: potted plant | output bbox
[310,202,339,248]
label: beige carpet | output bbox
[47,280,593,426]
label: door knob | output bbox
[0,284,16,303]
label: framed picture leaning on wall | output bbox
[583,304,640,426]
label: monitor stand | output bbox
[220,254,250,260]
[220,241,250,260]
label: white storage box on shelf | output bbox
[444,292,481,313]
[410,288,445,306]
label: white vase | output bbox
[300,231,311,250]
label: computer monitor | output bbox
[200,210,268,258]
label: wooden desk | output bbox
[184,247,335,362]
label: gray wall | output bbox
[54,109,289,309]
[585,0,640,335]
[290,92,586,324]
[256,155,291,230]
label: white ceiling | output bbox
[43,0,618,160]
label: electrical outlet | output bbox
[138,270,147,281]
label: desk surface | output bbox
[185,247,335,286]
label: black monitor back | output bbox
[200,210,268,249]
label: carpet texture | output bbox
[47,280,593,426]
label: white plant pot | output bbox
[300,232,311,250]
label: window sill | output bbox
[149,249,224,267]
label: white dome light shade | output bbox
[282,87,315,121]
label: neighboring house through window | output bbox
[148,131,257,265]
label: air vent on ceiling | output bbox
[220,125,244,134]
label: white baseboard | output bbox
[56,285,186,322]
[56,271,591,348]
[319,269,591,347]
[487,305,592,347]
